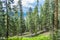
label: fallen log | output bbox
[23,30,48,37]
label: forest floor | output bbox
[22,30,45,37]
[8,32,50,40]
[21,30,49,37]
[42,32,50,36]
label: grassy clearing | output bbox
[8,34,51,40]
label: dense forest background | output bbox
[0,0,59,40]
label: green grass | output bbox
[8,34,51,40]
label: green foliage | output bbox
[0,0,6,37]
[0,0,59,40]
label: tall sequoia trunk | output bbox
[54,0,58,29]
[53,0,58,40]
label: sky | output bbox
[13,0,45,19]
[2,0,45,19]
[2,0,45,13]
[14,0,45,11]
[15,0,45,8]
[2,0,45,12]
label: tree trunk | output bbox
[53,0,58,40]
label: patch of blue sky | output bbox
[1,0,45,17]
[22,0,45,17]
